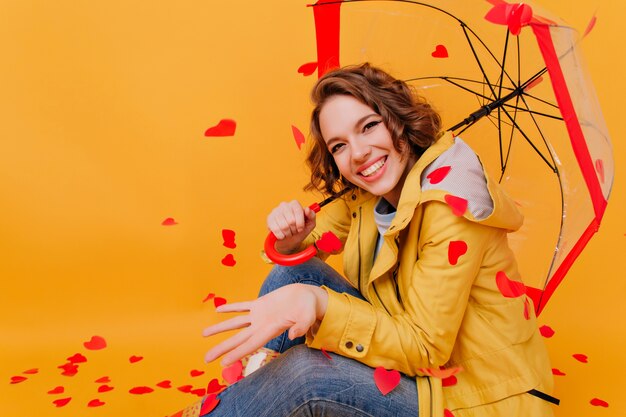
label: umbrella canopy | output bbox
[310,0,614,315]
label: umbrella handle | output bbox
[263,203,321,266]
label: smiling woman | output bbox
[170,63,556,417]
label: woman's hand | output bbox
[266,200,316,254]
[203,284,328,366]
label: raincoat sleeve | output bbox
[306,200,499,376]
[299,196,354,260]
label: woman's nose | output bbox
[352,142,371,162]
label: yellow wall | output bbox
[0,0,623,416]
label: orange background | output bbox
[0,1,623,416]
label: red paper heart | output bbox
[207,378,227,394]
[524,76,544,91]
[161,217,178,226]
[98,384,114,393]
[539,325,555,338]
[448,240,468,265]
[67,353,87,364]
[203,293,216,303]
[129,355,143,363]
[88,399,105,407]
[214,297,227,308]
[190,369,205,377]
[191,388,206,397]
[297,62,318,76]
[583,15,597,38]
[84,335,107,350]
[444,409,455,417]
[316,231,342,253]
[95,376,110,383]
[222,360,243,385]
[177,384,193,393]
[373,367,401,396]
[552,368,566,376]
[444,194,468,217]
[22,368,39,374]
[222,229,236,249]
[495,271,526,298]
[442,375,458,387]
[321,348,333,360]
[595,159,605,184]
[48,386,65,394]
[129,386,154,395]
[10,375,27,384]
[573,353,588,363]
[431,44,449,58]
[53,397,72,407]
[292,125,306,150]
[58,362,79,376]
[426,165,451,184]
[156,380,172,389]
[200,393,221,415]
[204,119,237,137]
[221,254,236,267]
[590,398,609,407]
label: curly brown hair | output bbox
[305,63,442,196]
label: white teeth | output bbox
[361,158,385,176]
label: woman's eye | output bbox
[363,120,381,131]
[330,143,344,154]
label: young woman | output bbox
[172,63,555,416]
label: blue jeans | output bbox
[205,258,419,417]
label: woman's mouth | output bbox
[359,157,387,177]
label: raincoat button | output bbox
[345,341,354,349]
[356,344,364,352]
[352,212,357,218]
[351,194,357,200]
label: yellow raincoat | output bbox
[303,131,555,417]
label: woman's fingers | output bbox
[202,314,251,338]
[216,301,252,313]
[220,325,284,366]
[204,327,252,364]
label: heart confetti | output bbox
[129,386,154,395]
[583,15,597,38]
[177,384,193,393]
[204,119,237,137]
[48,386,65,394]
[590,398,609,407]
[431,44,449,58]
[539,325,555,338]
[129,355,144,363]
[200,393,221,415]
[426,166,451,184]
[95,376,111,383]
[297,62,318,76]
[22,368,39,374]
[373,367,401,396]
[485,2,533,35]
[203,293,216,303]
[156,380,172,389]
[84,335,107,350]
[58,363,79,377]
[190,369,205,377]
[161,217,178,226]
[53,397,72,407]
[552,368,566,376]
[221,254,236,267]
[417,367,462,379]
[321,348,333,360]
[222,360,244,385]
[444,194,468,217]
[10,376,27,384]
[222,229,236,249]
[444,409,455,417]
[292,125,306,150]
[67,353,87,364]
[88,399,105,407]
[315,231,342,253]
[573,354,589,363]
[98,385,114,393]
[191,388,206,397]
[524,76,544,91]
[442,375,458,387]
[207,378,227,394]
[214,297,227,308]
[448,240,468,265]
[495,271,526,298]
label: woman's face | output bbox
[319,95,416,208]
